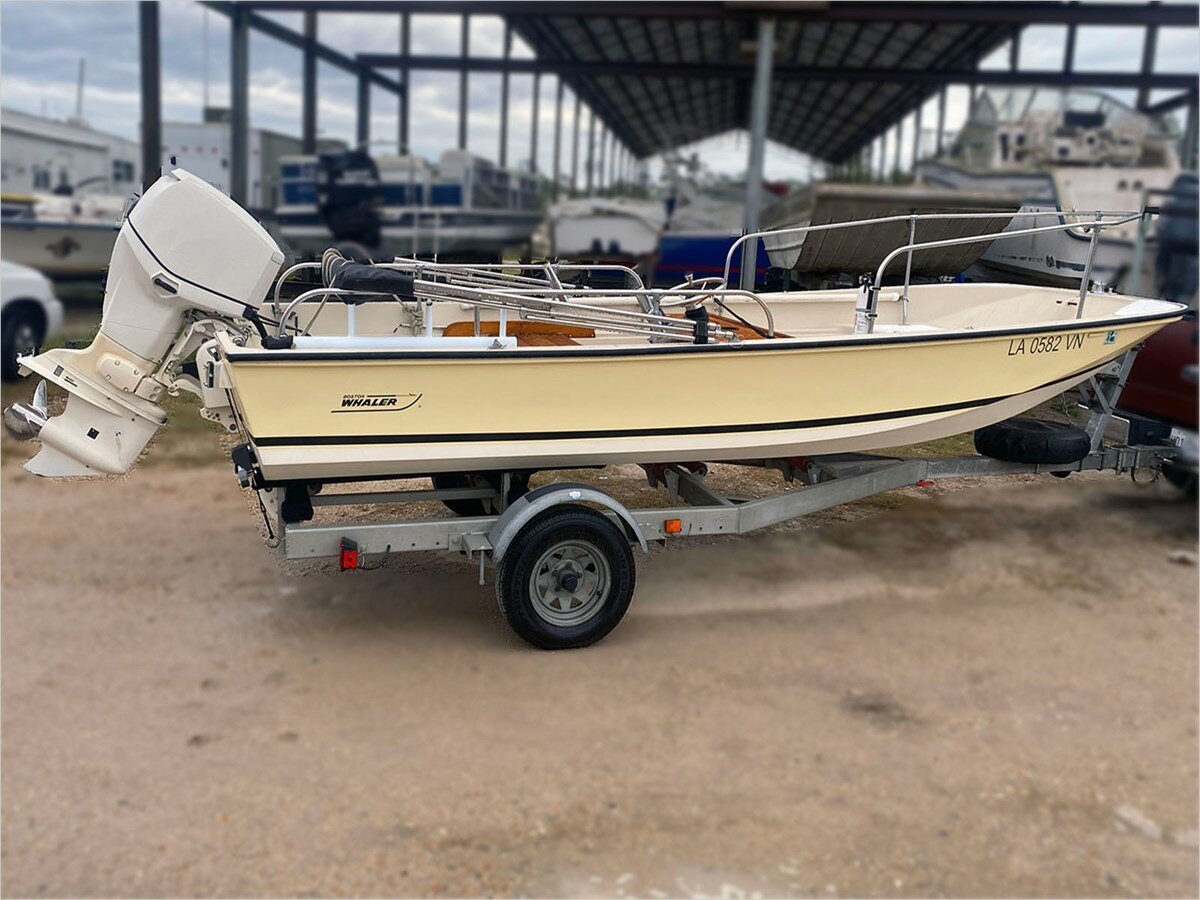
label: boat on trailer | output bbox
[4,169,1187,648]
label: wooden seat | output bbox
[515,332,581,346]
[442,320,596,344]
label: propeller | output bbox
[2,379,49,441]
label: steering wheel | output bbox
[656,276,727,308]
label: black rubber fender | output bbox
[973,418,1091,465]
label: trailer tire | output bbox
[496,505,636,650]
[973,418,1091,465]
[432,472,529,516]
[1162,460,1198,495]
[2,305,44,382]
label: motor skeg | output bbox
[12,169,285,477]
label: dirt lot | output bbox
[2,391,1197,899]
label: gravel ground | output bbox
[1,439,1197,898]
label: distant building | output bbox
[0,105,347,211]
[0,107,140,197]
[163,107,346,211]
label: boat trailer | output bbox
[256,350,1185,649]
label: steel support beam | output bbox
[356,53,1198,92]
[399,11,410,153]
[356,72,370,149]
[138,1,161,193]
[892,120,902,178]
[1137,23,1159,110]
[230,2,249,205]
[499,22,511,167]
[552,78,564,199]
[739,16,774,292]
[1064,23,1077,72]
[936,85,947,155]
[458,14,469,150]
[571,93,581,194]
[912,103,922,167]
[529,71,541,174]
[598,126,607,193]
[1184,99,1199,170]
[201,2,403,95]
[301,10,317,154]
[586,108,595,195]
[1144,89,1197,115]
[237,2,1200,29]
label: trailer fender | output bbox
[488,482,648,563]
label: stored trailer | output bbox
[254,351,1183,649]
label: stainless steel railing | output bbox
[860,211,1144,332]
[722,208,1147,289]
[724,208,1151,333]
[273,273,747,344]
[269,207,1152,347]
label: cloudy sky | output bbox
[1,1,1195,183]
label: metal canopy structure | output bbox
[265,1,1197,165]
[144,1,1198,218]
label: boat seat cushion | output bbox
[325,257,416,302]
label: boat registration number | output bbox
[1006,333,1086,356]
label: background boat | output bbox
[759,181,1021,285]
[276,148,542,261]
[916,87,1181,289]
[1,190,124,280]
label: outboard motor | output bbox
[4,169,284,476]
[315,149,383,251]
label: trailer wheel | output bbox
[432,472,529,516]
[2,306,43,382]
[496,505,636,650]
[1163,460,1198,495]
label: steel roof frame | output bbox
[191,1,1198,171]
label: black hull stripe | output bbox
[225,309,1182,362]
[248,365,1101,449]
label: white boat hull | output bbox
[1,219,117,278]
[219,286,1178,482]
[917,161,1167,288]
[277,208,541,259]
[547,198,667,259]
[973,205,1135,287]
[245,368,1107,482]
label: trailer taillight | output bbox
[664,518,683,535]
[339,537,359,571]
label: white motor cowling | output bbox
[6,169,285,477]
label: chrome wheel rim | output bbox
[529,539,611,627]
[11,322,38,359]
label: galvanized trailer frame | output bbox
[273,442,1173,575]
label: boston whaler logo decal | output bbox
[332,392,422,413]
